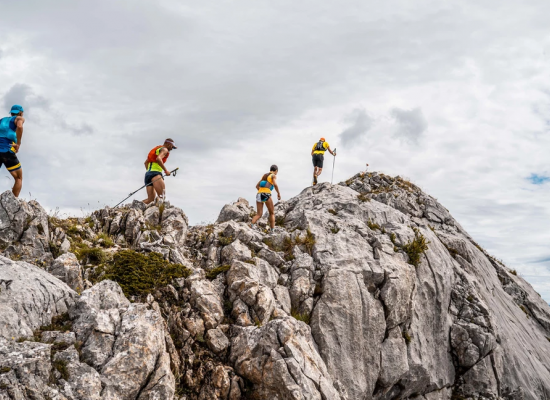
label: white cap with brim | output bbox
[165,139,177,149]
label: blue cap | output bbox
[10,105,24,115]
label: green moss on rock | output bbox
[102,250,191,297]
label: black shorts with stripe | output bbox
[0,152,21,172]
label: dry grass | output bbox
[402,228,429,268]
[206,265,231,280]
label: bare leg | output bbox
[265,197,275,229]
[143,176,165,204]
[251,202,264,225]
[143,186,156,204]
[317,168,323,177]
[9,169,22,198]
[152,176,166,200]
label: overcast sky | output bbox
[1,0,549,301]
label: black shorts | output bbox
[312,153,324,168]
[144,171,163,185]
[0,151,21,172]
[256,192,271,203]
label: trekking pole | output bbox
[331,148,337,184]
[113,168,179,208]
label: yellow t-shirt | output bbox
[312,141,330,155]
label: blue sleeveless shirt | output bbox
[0,117,17,153]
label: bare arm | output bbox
[15,117,24,145]
[155,148,171,175]
[144,159,149,170]
[10,117,25,152]
[272,175,281,200]
[256,180,261,190]
[327,146,335,156]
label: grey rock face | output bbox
[189,279,224,329]
[48,253,85,293]
[69,280,175,399]
[1,172,550,400]
[205,328,229,353]
[216,197,254,223]
[230,317,341,400]
[0,272,176,399]
[0,337,68,400]
[0,191,27,247]
[0,191,52,264]
[0,256,76,339]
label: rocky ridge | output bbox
[0,171,549,399]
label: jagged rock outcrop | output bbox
[0,191,51,265]
[0,256,76,339]
[0,258,175,399]
[1,169,550,400]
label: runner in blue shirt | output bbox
[0,105,25,197]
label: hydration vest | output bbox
[147,145,169,164]
[259,173,274,191]
[0,117,17,153]
[315,140,326,152]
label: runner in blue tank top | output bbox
[0,105,25,197]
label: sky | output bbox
[0,0,549,300]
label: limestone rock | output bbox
[1,171,550,400]
[0,256,76,339]
[206,328,229,353]
[48,253,85,293]
[230,317,341,400]
[70,280,175,399]
[221,238,252,263]
[189,279,224,329]
[217,198,253,223]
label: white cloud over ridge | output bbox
[340,109,374,146]
[390,107,428,143]
[0,0,550,300]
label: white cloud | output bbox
[340,109,374,146]
[1,0,550,301]
[390,108,428,143]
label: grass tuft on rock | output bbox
[218,232,234,246]
[357,193,370,203]
[75,244,106,265]
[291,307,310,325]
[102,250,192,298]
[95,233,114,248]
[402,228,429,268]
[40,313,72,333]
[295,229,315,255]
[206,265,231,280]
[402,330,412,344]
[53,359,69,380]
[367,220,381,231]
[519,304,530,317]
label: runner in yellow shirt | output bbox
[311,138,336,185]
[251,165,281,233]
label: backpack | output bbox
[315,141,326,152]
